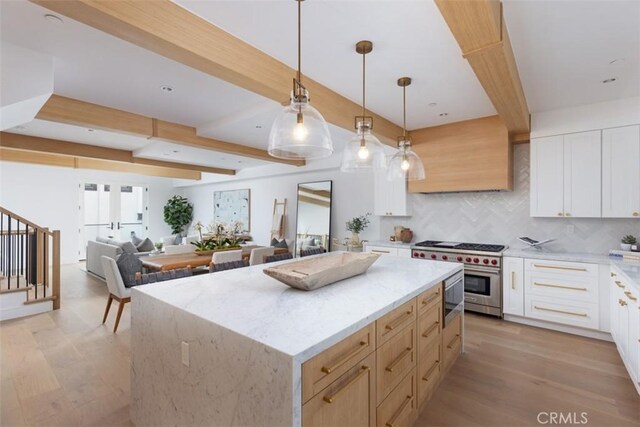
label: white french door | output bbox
[79,183,149,260]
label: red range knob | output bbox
[413,252,419,258]
[442,255,448,260]
[483,259,489,264]
[457,256,463,262]
[473,258,479,263]
[420,253,425,258]
[431,254,436,259]
[491,259,498,265]
[465,257,472,263]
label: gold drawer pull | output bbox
[533,264,587,272]
[533,282,587,291]
[323,366,369,404]
[422,292,440,305]
[624,291,637,301]
[446,334,461,349]
[372,249,390,254]
[619,299,627,307]
[421,321,440,339]
[385,395,412,427]
[534,305,587,317]
[615,281,625,289]
[511,271,516,290]
[385,347,412,372]
[321,340,367,374]
[422,360,439,382]
[385,310,413,331]
[565,212,571,217]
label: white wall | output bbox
[0,161,177,264]
[177,168,379,248]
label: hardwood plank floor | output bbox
[1,264,638,426]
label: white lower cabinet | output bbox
[610,267,639,393]
[502,257,524,316]
[364,244,411,258]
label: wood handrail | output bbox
[0,206,50,234]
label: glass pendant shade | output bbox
[387,140,425,181]
[340,124,386,172]
[268,97,333,160]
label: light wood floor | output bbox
[1,265,638,427]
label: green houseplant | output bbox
[621,235,637,251]
[346,213,371,246]
[163,195,194,236]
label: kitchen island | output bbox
[130,253,463,427]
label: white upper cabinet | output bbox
[602,125,640,218]
[374,172,409,217]
[531,131,602,218]
[563,131,601,218]
[530,135,564,217]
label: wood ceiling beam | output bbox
[36,95,304,167]
[435,0,530,135]
[29,1,403,145]
[0,132,235,176]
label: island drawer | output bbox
[376,322,416,405]
[376,367,416,427]
[417,302,441,353]
[442,314,462,373]
[302,352,376,427]
[417,344,440,406]
[376,299,417,347]
[303,323,376,403]
[417,284,442,317]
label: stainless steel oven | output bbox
[464,264,501,317]
[444,271,464,327]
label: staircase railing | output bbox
[0,206,60,309]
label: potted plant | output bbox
[346,213,371,246]
[154,242,163,252]
[163,195,194,236]
[621,235,637,251]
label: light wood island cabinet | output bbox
[301,283,462,427]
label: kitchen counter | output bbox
[504,247,611,264]
[363,240,413,250]
[130,253,462,427]
[611,260,640,293]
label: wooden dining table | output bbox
[139,246,289,271]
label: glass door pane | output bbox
[80,183,112,260]
[118,185,147,241]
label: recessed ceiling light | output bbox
[602,78,617,84]
[428,103,437,108]
[44,14,63,24]
[255,125,262,129]
[439,113,448,117]
[160,85,174,93]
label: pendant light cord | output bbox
[297,0,302,85]
[403,85,407,139]
[362,50,366,119]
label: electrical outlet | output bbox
[181,341,189,367]
[566,224,574,235]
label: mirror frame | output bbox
[295,180,333,257]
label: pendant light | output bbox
[340,40,386,173]
[268,0,333,160]
[387,77,425,181]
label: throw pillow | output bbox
[136,237,155,252]
[270,237,279,247]
[116,253,143,288]
[131,235,143,246]
[120,241,139,254]
[274,239,289,249]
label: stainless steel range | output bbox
[411,240,507,317]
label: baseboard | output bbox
[0,299,53,321]
[504,314,613,342]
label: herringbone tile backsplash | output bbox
[380,144,640,254]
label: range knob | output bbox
[465,257,471,263]
[413,252,419,258]
[491,259,498,265]
[431,254,436,259]
[483,259,489,264]
[473,258,479,263]
[419,253,425,258]
[457,256,463,262]
[442,255,448,260]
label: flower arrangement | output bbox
[191,220,244,252]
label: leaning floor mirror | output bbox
[295,181,332,257]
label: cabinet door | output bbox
[617,287,629,360]
[503,257,524,316]
[373,171,390,216]
[610,272,620,343]
[303,352,376,427]
[563,131,601,217]
[531,136,564,217]
[602,125,640,218]
[389,179,409,216]
[625,287,639,382]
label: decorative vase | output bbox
[621,243,632,251]
[351,231,361,246]
[400,229,413,244]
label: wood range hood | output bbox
[408,115,513,194]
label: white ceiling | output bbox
[504,0,640,113]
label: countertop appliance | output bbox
[412,240,506,317]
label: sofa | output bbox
[86,237,152,279]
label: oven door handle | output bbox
[465,265,500,275]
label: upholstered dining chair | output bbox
[210,259,249,272]
[249,247,275,266]
[300,247,326,257]
[210,249,243,271]
[101,256,131,333]
[264,252,293,264]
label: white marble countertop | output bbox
[363,240,413,249]
[132,254,461,363]
[503,247,611,264]
[611,260,640,293]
